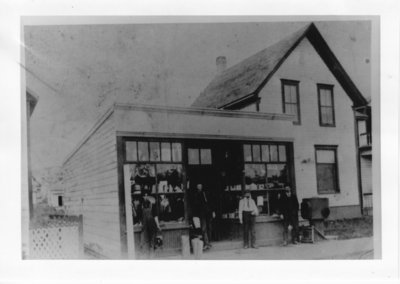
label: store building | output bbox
[61,23,369,258]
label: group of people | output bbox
[193,184,299,250]
[238,185,299,248]
[139,183,300,257]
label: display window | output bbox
[243,143,290,215]
[125,140,185,225]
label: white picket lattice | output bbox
[29,218,82,259]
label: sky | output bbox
[23,19,372,173]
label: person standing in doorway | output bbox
[239,190,259,249]
[192,183,214,250]
[141,198,161,258]
[279,186,299,246]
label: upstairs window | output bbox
[317,84,335,127]
[315,146,339,194]
[281,79,301,124]
[358,119,371,147]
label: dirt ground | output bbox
[323,216,373,239]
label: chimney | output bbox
[216,56,227,74]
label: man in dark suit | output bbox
[279,186,299,246]
[192,183,214,250]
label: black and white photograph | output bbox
[2,1,400,281]
[21,17,377,261]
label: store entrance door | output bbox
[186,140,244,242]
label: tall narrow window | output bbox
[317,84,335,126]
[281,79,301,124]
[315,146,339,194]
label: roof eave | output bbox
[306,23,368,107]
[195,22,369,110]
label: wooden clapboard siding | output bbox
[62,112,121,259]
[82,221,121,239]
[84,230,122,258]
[67,181,118,196]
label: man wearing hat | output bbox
[279,186,299,246]
[239,190,259,249]
[192,183,214,250]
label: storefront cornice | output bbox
[116,131,295,142]
[114,103,295,121]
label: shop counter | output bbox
[214,215,284,246]
[133,221,190,256]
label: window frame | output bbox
[314,145,340,194]
[187,147,212,165]
[243,142,292,216]
[123,138,185,224]
[357,118,371,147]
[125,139,183,164]
[243,142,290,185]
[317,84,336,127]
[281,79,301,125]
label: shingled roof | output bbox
[192,23,368,109]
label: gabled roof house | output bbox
[59,22,371,259]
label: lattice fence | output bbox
[29,216,83,259]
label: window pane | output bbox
[270,145,278,161]
[288,103,295,115]
[292,104,298,115]
[188,148,199,165]
[320,89,326,106]
[244,164,266,185]
[261,145,270,162]
[284,85,292,103]
[290,86,297,103]
[244,144,252,162]
[126,141,137,161]
[172,143,182,162]
[138,142,149,161]
[284,103,290,114]
[278,145,287,162]
[325,90,332,106]
[161,142,171,162]
[284,84,297,103]
[200,149,212,164]
[317,164,337,193]
[321,107,333,125]
[320,107,326,123]
[149,142,160,161]
[252,144,261,162]
[322,107,328,124]
[266,164,288,188]
[322,89,328,106]
[292,104,298,121]
[358,120,367,135]
[316,149,335,163]
[285,103,299,123]
[327,108,333,124]
[320,88,332,106]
